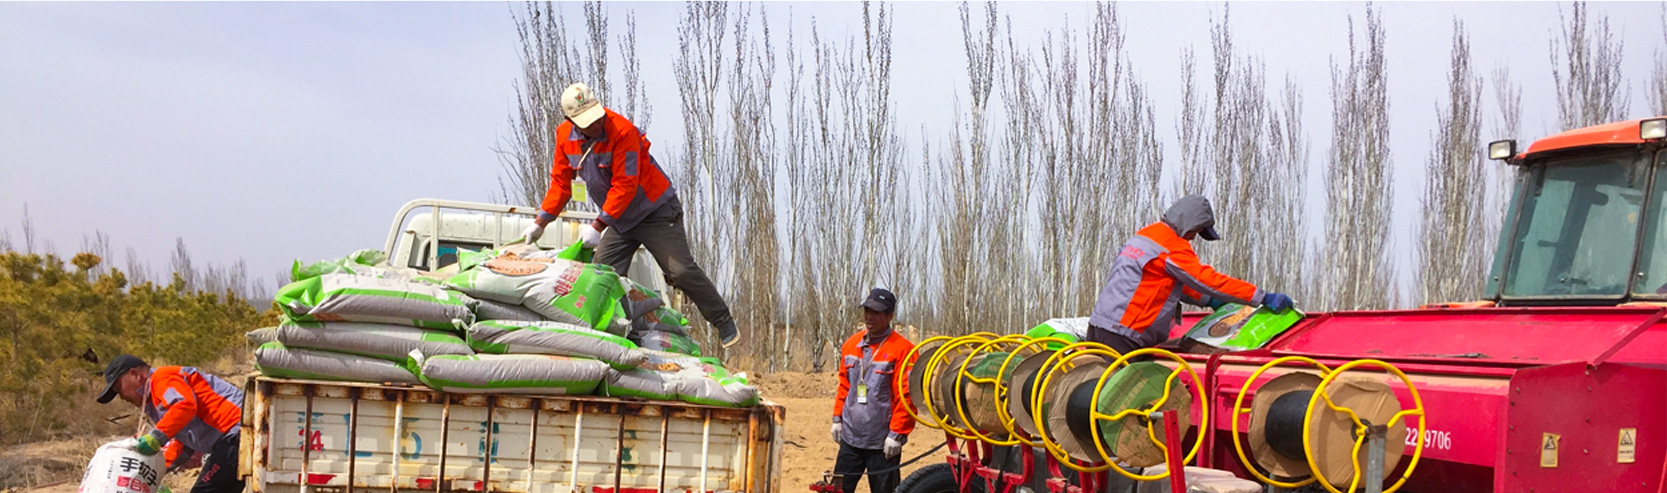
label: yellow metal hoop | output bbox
[995,336,1073,447]
[897,336,954,429]
[921,334,992,440]
[1085,348,1209,482]
[1228,356,1334,488]
[1031,342,1121,473]
[952,335,1029,445]
[1302,359,1427,493]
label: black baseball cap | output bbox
[97,354,147,404]
[859,288,897,313]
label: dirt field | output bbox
[3,371,937,493]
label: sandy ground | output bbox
[753,372,940,493]
[5,371,939,493]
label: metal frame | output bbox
[244,376,781,493]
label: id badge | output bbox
[856,383,869,404]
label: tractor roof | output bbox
[1522,117,1662,159]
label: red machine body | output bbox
[1169,305,1666,492]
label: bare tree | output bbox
[494,2,598,208]
[1417,20,1488,305]
[1652,5,1667,115]
[1321,6,1395,310]
[170,238,197,291]
[1551,2,1628,130]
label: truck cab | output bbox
[380,198,672,295]
[1484,117,1667,305]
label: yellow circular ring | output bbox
[952,335,1029,445]
[1229,356,1333,488]
[896,335,954,428]
[1302,359,1426,493]
[1085,347,1209,482]
[921,335,991,440]
[994,336,1072,447]
[1031,342,1121,472]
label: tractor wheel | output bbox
[897,463,980,493]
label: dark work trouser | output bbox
[594,196,734,327]
[192,432,244,493]
[833,441,900,493]
[1086,325,1144,355]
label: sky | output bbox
[1,1,1663,296]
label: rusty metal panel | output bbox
[252,377,781,493]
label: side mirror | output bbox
[1488,140,1517,161]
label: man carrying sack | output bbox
[97,354,245,493]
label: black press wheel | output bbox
[897,463,982,493]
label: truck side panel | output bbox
[244,378,782,493]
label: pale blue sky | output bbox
[1,1,1662,295]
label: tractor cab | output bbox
[1484,117,1667,305]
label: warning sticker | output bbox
[1618,428,1636,464]
[1540,433,1559,468]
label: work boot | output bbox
[716,320,740,348]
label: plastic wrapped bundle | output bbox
[466,320,644,369]
[416,353,607,395]
[277,272,475,330]
[254,342,421,384]
[277,321,471,361]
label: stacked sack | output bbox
[602,350,759,407]
[254,255,478,384]
[250,246,759,407]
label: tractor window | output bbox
[1635,154,1667,298]
[1502,151,1649,298]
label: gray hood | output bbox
[1162,194,1220,241]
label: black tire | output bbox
[897,463,977,493]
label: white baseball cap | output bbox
[560,83,606,128]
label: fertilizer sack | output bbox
[1024,318,1090,346]
[611,350,758,407]
[254,342,421,384]
[416,353,606,395]
[245,326,279,347]
[622,279,692,336]
[445,253,626,332]
[277,322,471,361]
[466,320,643,369]
[292,249,407,281]
[79,438,165,493]
[473,298,550,322]
[277,273,474,330]
[630,328,701,357]
[1180,304,1305,353]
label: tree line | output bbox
[493,1,1663,372]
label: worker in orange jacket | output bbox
[97,354,244,493]
[1087,194,1296,354]
[519,82,738,347]
[831,288,915,493]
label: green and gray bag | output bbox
[277,321,471,362]
[466,320,644,369]
[416,353,607,395]
[254,342,421,384]
[276,273,475,330]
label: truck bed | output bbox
[239,376,785,493]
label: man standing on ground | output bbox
[831,288,915,493]
[97,355,244,493]
[519,82,739,347]
[1087,194,1297,354]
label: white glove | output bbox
[521,223,546,243]
[884,436,903,458]
[579,224,604,247]
[830,423,842,443]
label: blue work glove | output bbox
[135,434,162,456]
[1262,292,1295,313]
[1206,298,1228,310]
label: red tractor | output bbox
[881,117,1666,493]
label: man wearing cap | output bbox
[830,288,915,493]
[97,355,244,493]
[520,82,739,348]
[1087,194,1296,354]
